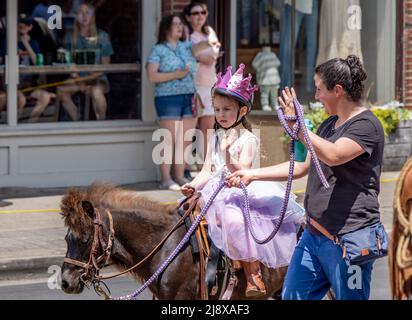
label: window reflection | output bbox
[14,0,141,123]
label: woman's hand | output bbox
[278,87,298,118]
[225,169,254,188]
[181,183,195,197]
[174,66,190,79]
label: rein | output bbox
[107,98,330,300]
[70,98,329,300]
[277,98,329,188]
[63,193,200,298]
[231,98,331,245]
[112,178,227,300]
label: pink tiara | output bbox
[214,64,258,107]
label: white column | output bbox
[141,0,159,124]
[376,0,396,103]
[6,0,18,127]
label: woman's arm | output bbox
[300,131,364,167]
[196,54,216,66]
[20,36,36,65]
[191,40,217,57]
[226,152,311,187]
[146,63,189,83]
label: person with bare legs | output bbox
[57,3,113,121]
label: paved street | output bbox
[0,172,400,300]
[0,274,152,300]
[0,256,391,300]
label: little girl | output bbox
[181,64,305,297]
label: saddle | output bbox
[179,193,239,300]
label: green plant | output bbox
[304,108,329,133]
[279,104,412,145]
[371,107,412,136]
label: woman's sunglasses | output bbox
[190,10,207,16]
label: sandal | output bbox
[245,272,266,297]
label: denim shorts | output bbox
[154,94,195,120]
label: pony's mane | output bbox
[61,183,176,235]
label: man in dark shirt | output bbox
[226,55,385,300]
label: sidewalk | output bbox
[0,172,400,278]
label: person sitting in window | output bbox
[57,3,114,121]
[0,14,55,122]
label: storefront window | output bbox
[15,0,141,123]
[236,0,282,111]
[237,0,395,109]
[0,1,6,124]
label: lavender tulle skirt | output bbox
[199,177,306,269]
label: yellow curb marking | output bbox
[0,209,61,214]
[0,177,400,214]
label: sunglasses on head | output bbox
[190,10,207,16]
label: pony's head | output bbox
[60,188,97,294]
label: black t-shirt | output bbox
[304,110,385,235]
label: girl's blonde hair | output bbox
[72,3,98,47]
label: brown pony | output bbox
[390,157,412,299]
[60,183,287,300]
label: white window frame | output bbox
[2,0,158,130]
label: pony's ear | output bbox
[81,201,95,219]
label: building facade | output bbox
[0,0,405,187]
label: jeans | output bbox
[259,85,279,108]
[279,1,318,92]
[154,94,195,120]
[282,229,374,300]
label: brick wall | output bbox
[403,0,412,108]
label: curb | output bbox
[0,256,65,274]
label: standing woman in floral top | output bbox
[147,14,207,190]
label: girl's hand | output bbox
[225,169,254,188]
[181,183,195,197]
[278,87,298,118]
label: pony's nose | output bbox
[61,279,69,291]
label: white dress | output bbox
[199,129,305,269]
